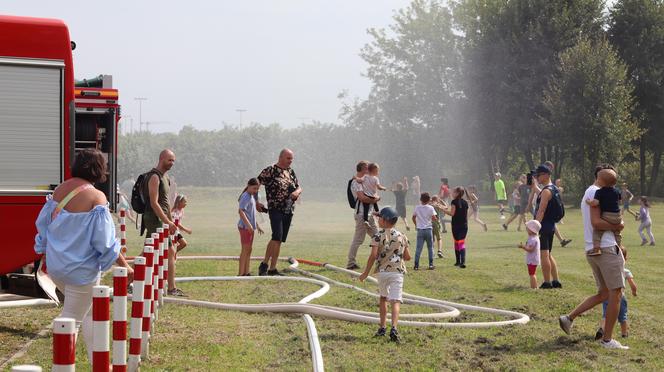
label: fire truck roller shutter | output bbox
[0,58,63,190]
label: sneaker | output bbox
[374,327,386,337]
[594,327,604,341]
[622,333,629,338]
[641,240,648,246]
[258,262,269,276]
[600,339,629,350]
[389,327,401,343]
[483,224,488,232]
[437,250,443,258]
[558,315,573,335]
[459,264,466,269]
[560,239,572,247]
[454,262,460,267]
[413,266,419,271]
[502,224,508,231]
[552,280,563,289]
[540,282,553,289]
[167,288,187,297]
[650,242,656,246]
[428,265,435,270]
[267,269,284,276]
[346,263,361,270]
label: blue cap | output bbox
[535,164,552,175]
[379,206,399,222]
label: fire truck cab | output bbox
[0,15,120,288]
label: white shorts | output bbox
[377,272,404,303]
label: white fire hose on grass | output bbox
[1,256,529,372]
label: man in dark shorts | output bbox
[534,164,562,289]
[257,148,302,276]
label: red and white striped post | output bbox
[156,228,165,307]
[119,209,127,256]
[141,240,154,359]
[162,224,170,295]
[127,256,146,372]
[112,267,128,372]
[92,286,111,372]
[150,233,160,323]
[52,318,76,372]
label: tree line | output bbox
[119,0,664,200]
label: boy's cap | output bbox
[379,207,399,221]
[535,165,551,175]
[495,172,501,177]
[525,220,541,234]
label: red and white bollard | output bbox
[150,233,160,323]
[119,209,127,256]
[162,224,170,295]
[141,240,154,359]
[156,228,165,307]
[127,256,146,372]
[52,318,76,372]
[112,267,128,372]
[92,286,111,372]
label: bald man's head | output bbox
[158,149,176,172]
[278,148,294,168]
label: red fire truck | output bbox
[0,15,121,292]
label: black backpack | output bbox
[543,185,565,223]
[347,179,357,209]
[130,171,157,214]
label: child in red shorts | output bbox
[238,178,264,276]
[518,220,541,289]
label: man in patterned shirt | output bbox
[256,148,302,276]
[359,207,411,343]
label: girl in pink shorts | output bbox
[238,178,263,276]
[518,220,541,289]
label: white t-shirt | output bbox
[581,184,618,251]
[362,175,380,197]
[413,204,436,229]
[351,179,368,216]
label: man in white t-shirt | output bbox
[559,165,628,350]
[347,161,379,270]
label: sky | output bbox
[3,0,410,133]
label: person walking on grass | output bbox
[494,172,507,219]
[256,148,302,276]
[541,162,572,247]
[430,195,446,258]
[238,178,264,276]
[391,177,411,232]
[359,207,411,344]
[595,249,637,341]
[412,192,437,270]
[438,177,450,233]
[532,165,563,289]
[467,185,488,232]
[347,161,379,270]
[502,182,522,231]
[443,187,469,268]
[621,183,638,219]
[637,196,655,246]
[559,165,629,350]
[517,220,541,289]
[142,149,182,296]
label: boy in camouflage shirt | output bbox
[359,207,411,343]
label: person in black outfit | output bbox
[443,186,469,268]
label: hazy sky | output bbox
[4,1,410,132]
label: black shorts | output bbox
[452,225,468,241]
[269,210,293,243]
[540,231,555,251]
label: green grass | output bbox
[2,186,663,371]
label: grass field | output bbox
[2,186,663,371]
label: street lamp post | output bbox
[134,97,148,132]
[236,108,247,128]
